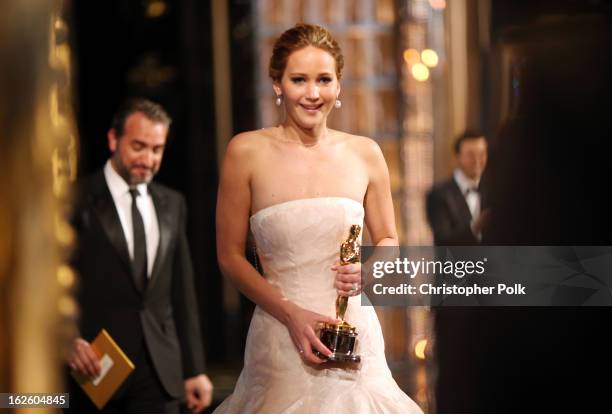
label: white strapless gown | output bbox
[214,197,423,414]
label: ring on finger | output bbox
[350,282,358,292]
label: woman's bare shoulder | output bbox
[331,130,383,159]
[225,128,276,159]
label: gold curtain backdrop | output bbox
[0,1,77,412]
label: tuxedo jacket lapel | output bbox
[449,179,474,222]
[89,172,133,277]
[148,184,172,290]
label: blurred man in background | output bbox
[426,131,489,246]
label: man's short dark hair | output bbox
[111,98,172,138]
[454,130,486,154]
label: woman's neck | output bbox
[280,119,328,147]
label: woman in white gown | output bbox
[215,23,423,414]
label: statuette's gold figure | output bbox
[316,224,362,362]
[336,224,361,321]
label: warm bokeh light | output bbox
[415,339,427,359]
[146,1,167,18]
[421,49,439,67]
[55,212,75,245]
[411,63,430,81]
[58,295,77,317]
[403,48,421,66]
[429,0,447,10]
[57,265,75,288]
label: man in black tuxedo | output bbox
[67,98,212,414]
[426,131,489,246]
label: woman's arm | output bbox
[334,138,398,295]
[363,139,399,247]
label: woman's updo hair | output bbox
[269,23,344,81]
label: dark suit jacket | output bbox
[71,170,205,398]
[426,177,478,246]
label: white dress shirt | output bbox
[453,168,482,240]
[104,160,159,277]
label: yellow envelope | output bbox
[72,329,135,410]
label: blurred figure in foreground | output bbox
[436,12,612,414]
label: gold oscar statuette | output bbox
[315,224,361,363]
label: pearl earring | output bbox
[275,95,282,106]
[334,99,342,109]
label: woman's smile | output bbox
[299,103,324,113]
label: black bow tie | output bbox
[465,187,478,195]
